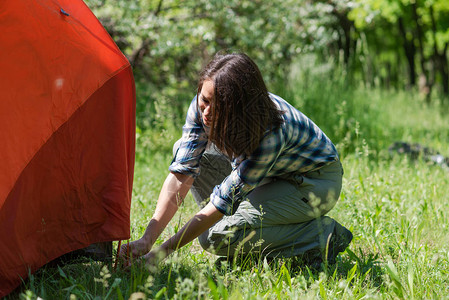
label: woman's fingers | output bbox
[118,239,151,263]
[118,243,130,260]
[114,243,130,270]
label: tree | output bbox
[348,0,449,100]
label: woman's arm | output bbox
[144,201,224,262]
[120,172,194,262]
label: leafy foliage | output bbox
[84,0,448,132]
[348,0,449,99]
[85,0,352,129]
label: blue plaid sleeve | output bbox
[169,97,208,177]
[210,128,284,215]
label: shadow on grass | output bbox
[6,247,384,299]
[144,261,197,299]
[343,248,384,288]
[7,253,200,299]
[7,256,110,299]
[296,247,384,288]
[212,247,385,289]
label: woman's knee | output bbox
[198,230,212,251]
[198,225,242,256]
[198,230,230,256]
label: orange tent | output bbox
[0,0,135,296]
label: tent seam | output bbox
[2,65,132,208]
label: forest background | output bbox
[12,0,449,299]
[86,0,449,126]
[85,0,449,158]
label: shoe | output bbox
[289,249,322,270]
[291,224,352,270]
[326,223,353,264]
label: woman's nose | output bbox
[203,105,211,116]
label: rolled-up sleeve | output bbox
[210,128,284,215]
[169,97,208,178]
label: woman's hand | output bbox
[118,238,152,267]
[118,172,194,268]
[141,249,164,268]
[156,202,224,258]
[119,203,223,270]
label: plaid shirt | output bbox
[169,93,339,215]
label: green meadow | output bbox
[11,70,449,299]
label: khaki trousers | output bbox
[174,141,345,258]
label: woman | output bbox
[120,52,352,267]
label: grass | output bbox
[8,74,449,299]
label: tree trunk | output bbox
[441,44,449,96]
[331,6,354,68]
[130,39,152,71]
[130,0,164,72]
[385,61,391,89]
[398,17,416,88]
[429,5,449,97]
[411,2,432,103]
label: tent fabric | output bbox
[0,0,136,296]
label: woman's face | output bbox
[199,79,214,127]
